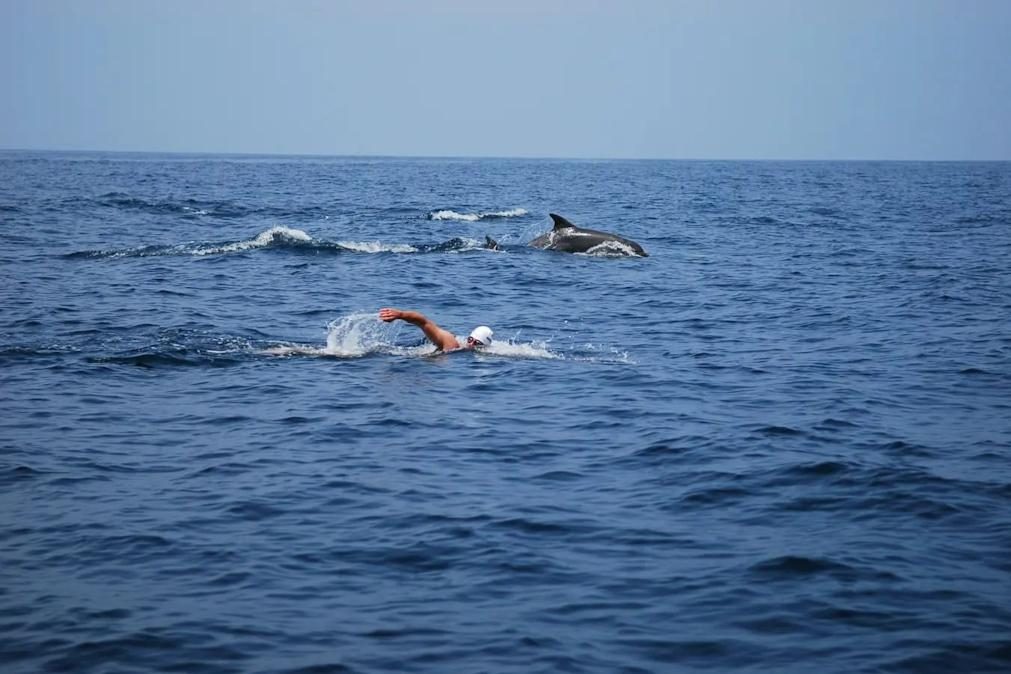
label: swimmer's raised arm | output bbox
[379,307,460,351]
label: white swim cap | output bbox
[468,326,493,346]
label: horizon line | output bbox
[1,146,1009,163]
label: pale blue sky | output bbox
[2,0,1009,159]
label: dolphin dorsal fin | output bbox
[549,213,577,230]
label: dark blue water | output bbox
[2,151,1010,674]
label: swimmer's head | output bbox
[467,326,493,348]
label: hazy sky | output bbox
[2,0,1009,159]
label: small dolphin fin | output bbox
[484,235,501,251]
[549,213,577,230]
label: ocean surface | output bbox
[2,151,1010,674]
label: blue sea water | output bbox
[1,151,1010,674]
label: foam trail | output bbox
[477,339,558,360]
[336,241,418,254]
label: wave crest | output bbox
[192,226,313,255]
[65,229,494,259]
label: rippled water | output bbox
[2,152,1010,673]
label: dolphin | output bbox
[531,213,648,256]
[485,213,647,257]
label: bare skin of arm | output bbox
[379,308,460,351]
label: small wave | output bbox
[93,192,230,217]
[531,470,584,482]
[755,425,804,437]
[428,208,528,222]
[90,191,350,221]
[959,367,989,376]
[64,245,171,260]
[680,486,754,506]
[84,332,255,368]
[568,343,634,364]
[0,465,46,487]
[87,349,249,369]
[87,352,206,368]
[0,344,81,360]
[783,461,850,478]
[749,555,855,578]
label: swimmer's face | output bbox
[466,336,486,349]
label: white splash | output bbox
[431,210,480,222]
[324,312,390,356]
[261,312,391,358]
[580,240,642,257]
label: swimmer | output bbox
[378,308,493,352]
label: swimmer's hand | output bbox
[379,308,401,323]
